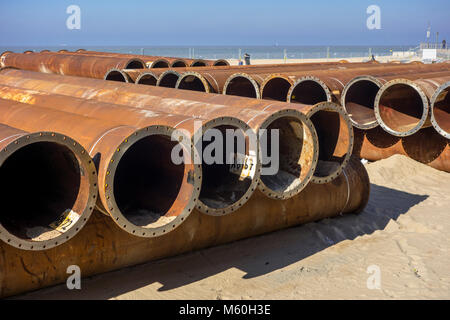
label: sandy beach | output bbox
[227,56,421,65]
[14,155,450,300]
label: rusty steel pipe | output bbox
[156,70,182,88]
[0,69,319,201]
[0,83,265,217]
[342,71,450,130]
[0,52,146,79]
[0,156,369,298]
[0,98,200,237]
[430,81,450,139]
[354,127,449,172]
[0,85,267,217]
[374,75,450,137]
[0,124,97,251]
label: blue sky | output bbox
[0,0,449,46]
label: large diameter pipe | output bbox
[342,71,450,130]
[354,126,449,172]
[430,81,450,139]
[0,69,319,202]
[375,75,450,137]
[0,124,97,251]
[0,99,200,238]
[0,84,261,217]
[0,156,369,298]
[0,52,146,79]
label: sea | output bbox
[0,45,417,60]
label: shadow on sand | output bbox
[17,183,428,299]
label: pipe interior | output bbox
[225,76,258,98]
[126,60,146,69]
[433,86,450,134]
[260,117,310,194]
[344,80,380,126]
[191,61,207,67]
[378,83,425,133]
[198,125,251,210]
[310,111,349,178]
[137,74,157,86]
[158,73,180,88]
[262,78,291,101]
[290,80,328,105]
[0,142,82,242]
[113,135,185,227]
[214,61,228,66]
[178,75,207,92]
[171,61,188,68]
[105,71,127,82]
[152,61,170,68]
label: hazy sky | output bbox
[0,0,449,46]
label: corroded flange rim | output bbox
[156,70,181,86]
[257,108,319,199]
[170,59,189,68]
[103,68,132,83]
[104,126,202,237]
[149,58,170,69]
[213,59,230,66]
[340,75,383,130]
[0,132,98,251]
[430,81,450,139]
[190,59,209,67]
[307,101,354,184]
[222,73,261,99]
[175,71,212,93]
[287,75,333,104]
[195,116,261,216]
[374,78,430,137]
[260,73,294,99]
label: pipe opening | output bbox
[113,135,187,228]
[158,73,180,88]
[214,60,229,66]
[126,60,146,69]
[171,60,188,68]
[191,60,208,67]
[197,125,252,210]
[344,79,380,127]
[260,116,313,194]
[151,60,170,68]
[137,74,157,86]
[309,110,351,179]
[105,70,128,82]
[224,76,258,98]
[262,78,291,101]
[290,80,328,105]
[178,75,207,92]
[378,83,425,134]
[0,142,82,242]
[433,85,450,135]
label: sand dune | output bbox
[15,155,450,299]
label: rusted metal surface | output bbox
[0,156,370,298]
[354,126,450,172]
[0,98,200,238]
[0,52,146,79]
[0,69,319,203]
[430,81,450,139]
[374,75,450,137]
[0,124,97,251]
[342,70,450,130]
[0,84,262,217]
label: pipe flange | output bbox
[374,79,430,137]
[176,71,212,93]
[149,58,170,69]
[0,132,98,251]
[156,70,181,86]
[171,59,188,68]
[103,68,132,83]
[126,58,146,70]
[195,116,261,216]
[258,108,319,199]
[341,75,383,130]
[103,126,202,237]
[307,101,354,184]
[430,81,450,139]
[287,75,333,103]
[223,73,261,99]
[260,73,294,99]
